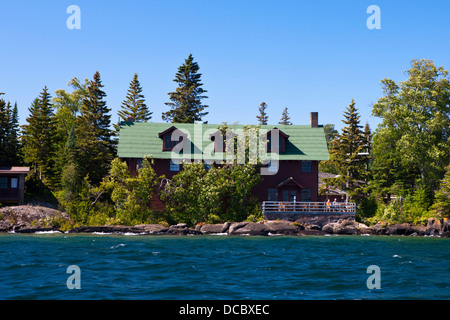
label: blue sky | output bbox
[1,0,450,131]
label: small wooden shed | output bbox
[0,167,30,205]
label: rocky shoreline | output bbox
[1,205,449,237]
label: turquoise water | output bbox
[0,233,448,300]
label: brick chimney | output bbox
[127,115,135,122]
[310,112,318,128]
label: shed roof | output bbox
[0,167,30,174]
[117,122,330,161]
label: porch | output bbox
[262,201,356,215]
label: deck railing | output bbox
[262,201,356,214]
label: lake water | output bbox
[0,233,449,300]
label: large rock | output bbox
[134,224,169,234]
[426,218,442,236]
[264,221,300,235]
[68,225,144,234]
[200,223,226,234]
[0,205,69,232]
[228,222,270,236]
[167,224,202,235]
[442,219,450,233]
[388,223,413,235]
[322,223,338,234]
[372,223,388,235]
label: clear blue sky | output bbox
[1,0,450,131]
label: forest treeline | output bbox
[0,57,449,227]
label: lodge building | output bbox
[117,112,329,211]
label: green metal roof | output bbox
[117,122,330,161]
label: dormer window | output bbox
[210,130,238,153]
[158,126,187,151]
[266,128,289,153]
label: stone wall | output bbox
[264,213,355,228]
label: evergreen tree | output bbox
[0,95,11,165]
[257,102,268,125]
[362,122,372,181]
[75,71,115,185]
[0,96,22,166]
[279,107,292,125]
[430,164,450,218]
[21,87,57,186]
[117,73,151,123]
[162,54,208,123]
[325,99,367,200]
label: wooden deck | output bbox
[262,201,356,215]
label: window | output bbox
[268,188,278,201]
[170,160,180,172]
[282,190,289,202]
[11,178,18,189]
[164,134,180,151]
[0,177,7,189]
[301,189,312,202]
[301,161,312,173]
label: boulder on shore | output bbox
[0,205,69,232]
[426,218,442,236]
[228,222,270,236]
[264,220,301,235]
[199,223,225,234]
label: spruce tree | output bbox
[22,87,57,186]
[326,99,366,200]
[257,102,268,125]
[430,164,450,218]
[162,54,208,123]
[76,71,115,185]
[117,73,151,123]
[0,95,11,165]
[0,96,22,166]
[279,107,292,125]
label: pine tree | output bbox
[22,87,57,186]
[430,164,450,218]
[0,96,22,166]
[362,122,372,180]
[257,102,268,125]
[279,107,292,125]
[76,71,115,185]
[162,54,208,123]
[117,73,151,123]
[326,99,366,200]
[0,95,11,165]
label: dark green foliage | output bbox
[117,73,152,124]
[0,95,21,166]
[160,162,261,226]
[75,71,115,185]
[325,100,368,200]
[21,87,57,188]
[162,54,208,123]
[430,165,450,218]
